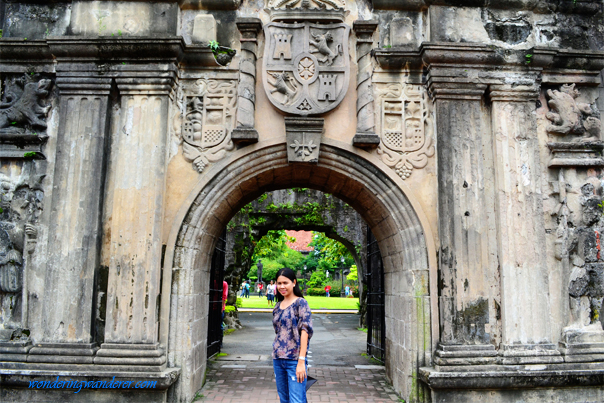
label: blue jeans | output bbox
[273,359,307,403]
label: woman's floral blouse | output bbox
[272,298,313,359]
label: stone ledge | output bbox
[0,367,180,390]
[352,132,381,149]
[420,366,604,390]
[371,0,602,14]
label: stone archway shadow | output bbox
[161,138,438,403]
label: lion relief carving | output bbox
[0,77,52,133]
[546,84,601,141]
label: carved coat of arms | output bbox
[263,21,350,116]
[376,83,435,179]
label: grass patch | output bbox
[224,329,235,335]
[240,295,358,310]
[217,352,228,357]
[357,327,368,333]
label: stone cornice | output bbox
[371,0,603,15]
[0,39,52,61]
[55,77,113,96]
[179,0,241,10]
[47,37,185,62]
[235,18,263,37]
[353,20,379,35]
[489,84,540,102]
[428,82,488,101]
[1,36,220,68]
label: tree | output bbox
[347,264,358,282]
[307,270,327,288]
[309,232,355,272]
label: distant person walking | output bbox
[273,268,313,403]
[345,285,350,297]
[324,285,331,297]
[267,280,276,307]
[244,281,250,298]
[258,282,264,298]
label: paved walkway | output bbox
[198,313,401,402]
[200,364,400,402]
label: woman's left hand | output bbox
[296,361,307,383]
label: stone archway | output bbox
[161,138,437,402]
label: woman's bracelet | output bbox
[298,356,306,360]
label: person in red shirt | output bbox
[222,280,229,312]
[324,285,331,297]
[221,280,229,348]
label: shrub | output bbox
[236,298,242,308]
[306,288,325,296]
[225,305,236,313]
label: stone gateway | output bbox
[0,1,603,402]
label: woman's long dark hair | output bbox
[275,268,304,302]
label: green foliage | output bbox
[224,305,236,313]
[236,298,242,308]
[23,152,37,158]
[347,264,358,282]
[209,40,220,52]
[309,232,355,269]
[525,53,533,64]
[306,287,325,296]
[357,327,368,333]
[307,270,327,288]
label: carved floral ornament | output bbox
[176,79,237,173]
[375,83,435,179]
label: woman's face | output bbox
[276,275,295,297]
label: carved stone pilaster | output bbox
[231,18,262,145]
[489,84,561,365]
[38,76,112,352]
[352,20,380,149]
[429,81,501,366]
[100,72,176,368]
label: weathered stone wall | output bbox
[0,0,603,402]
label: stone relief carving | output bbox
[178,80,237,173]
[375,83,435,179]
[0,76,52,134]
[0,165,43,341]
[546,84,601,141]
[268,0,345,10]
[263,21,350,116]
[551,170,604,345]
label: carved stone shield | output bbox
[381,97,426,153]
[263,21,350,116]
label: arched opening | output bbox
[162,139,437,402]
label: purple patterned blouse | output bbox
[272,298,313,359]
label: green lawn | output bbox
[239,295,358,310]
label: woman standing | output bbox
[272,268,313,403]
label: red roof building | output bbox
[285,230,314,253]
